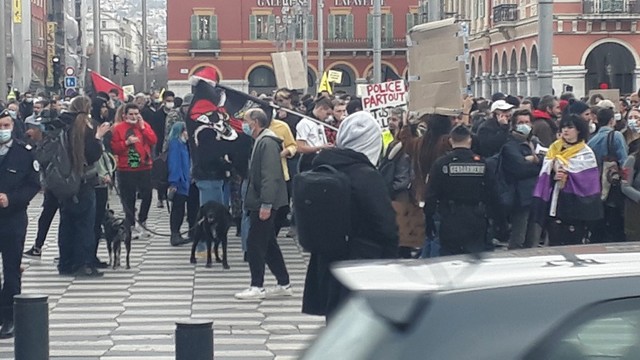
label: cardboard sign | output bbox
[357,80,407,128]
[271,51,307,90]
[122,85,135,96]
[327,70,343,84]
[407,18,468,117]
[588,89,620,111]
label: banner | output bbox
[357,80,407,128]
[46,22,56,87]
[89,71,125,100]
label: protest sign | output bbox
[271,51,307,90]
[357,79,407,128]
[328,70,343,84]
[407,17,468,117]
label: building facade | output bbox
[444,0,640,98]
[167,0,421,96]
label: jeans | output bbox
[247,210,289,288]
[34,190,60,249]
[508,207,538,249]
[118,170,153,228]
[58,185,97,271]
[421,213,441,258]
[170,194,187,233]
[0,211,27,322]
[94,187,109,259]
[196,179,225,206]
[241,179,250,252]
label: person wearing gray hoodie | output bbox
[235,108,291,300]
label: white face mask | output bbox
[0,129,12,143]
[516,123,532,136]
[25,98,33,103]
[589,122,597,134]
[165,102,174,110]
[629,119,640,133]
[615,113,622,122]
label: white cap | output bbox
[490,100,515,112]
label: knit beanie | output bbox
[336,111,382,166]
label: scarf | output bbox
[531,139,603,222]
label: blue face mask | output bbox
[242,123,252,136]
[0,129,12,143]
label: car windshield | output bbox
[301,296,395,360]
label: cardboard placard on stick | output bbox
[328,70,343,84]
[357,80,407,129]
[271,51,307,90]
[407,17,468,117]
[588,89,621,111]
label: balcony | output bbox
[493,4,519,24]
[583,0,640,14]
[188,39,221,56]
[324,38,407,54]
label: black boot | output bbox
[0,307,14,339]
[171,233,190,246]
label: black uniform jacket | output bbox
[0,139,40,218]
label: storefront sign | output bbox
[46,22,56,87]
[256,0,383,7]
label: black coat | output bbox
[475,117,509,158]
[302,148,398,317]
[501,132,542,208]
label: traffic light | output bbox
[52,55,62,90]
[112,54,119,75]
[123,58,130,77]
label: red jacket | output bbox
[111,121,158,171]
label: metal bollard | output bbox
[14,294,49,360]
[175,319,214,360]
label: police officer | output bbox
[424,125,501,256]
[0,109,40,339]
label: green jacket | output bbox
[245,128,288,212]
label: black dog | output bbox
[103,209,132,269]
[190,201,231,269]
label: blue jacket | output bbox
[168,138,191,196]
[587,127,628,167]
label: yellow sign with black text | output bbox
[46,22,56,87]
[13,0,22,23]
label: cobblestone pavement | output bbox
[0,191,323,359]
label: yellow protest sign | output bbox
[13,0,22,23]
[327,70,343,84]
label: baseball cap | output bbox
[490,100,515,113]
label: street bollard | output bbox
[175,319,214,360]
[14,294,49,360]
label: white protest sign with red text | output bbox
[357,80,407,128]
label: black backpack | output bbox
[35,125,83,201]
[485,149,515,209]
[293,164,351,256]
[151,151,169,191]
[378,142,403,195]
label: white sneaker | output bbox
[267,284,294,297]
[131,225,142,239]
[235,287,266,300]
[136,222,151,238]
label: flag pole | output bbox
[218,84,339,131]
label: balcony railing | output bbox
[583,0,640,13]
[190,39,221,51]
[324,38,407,50]
[493,4,519,24]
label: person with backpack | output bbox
[379,108,424,258]
[54,96,109,277]
[299,111,398,319]
[587,108,628,243]
[167,121,192,246]
[111,103,158,239]
[501,109,543,249]
[0,108,41,338]
[234,108,292,300]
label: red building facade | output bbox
[167,0,420,96]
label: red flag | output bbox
[89,71,124,100]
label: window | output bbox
[526,298,640,360]
[329,14,353,40]
[367,13,393,42]
[291,14,315,40]
[101,20,106,29]
[256,15,271,40]
[190,14,218,42]
[406,12,421,32]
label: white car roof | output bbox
[332,244,640,293]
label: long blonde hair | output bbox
[68,96,92,173]
[114,103,126,124]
